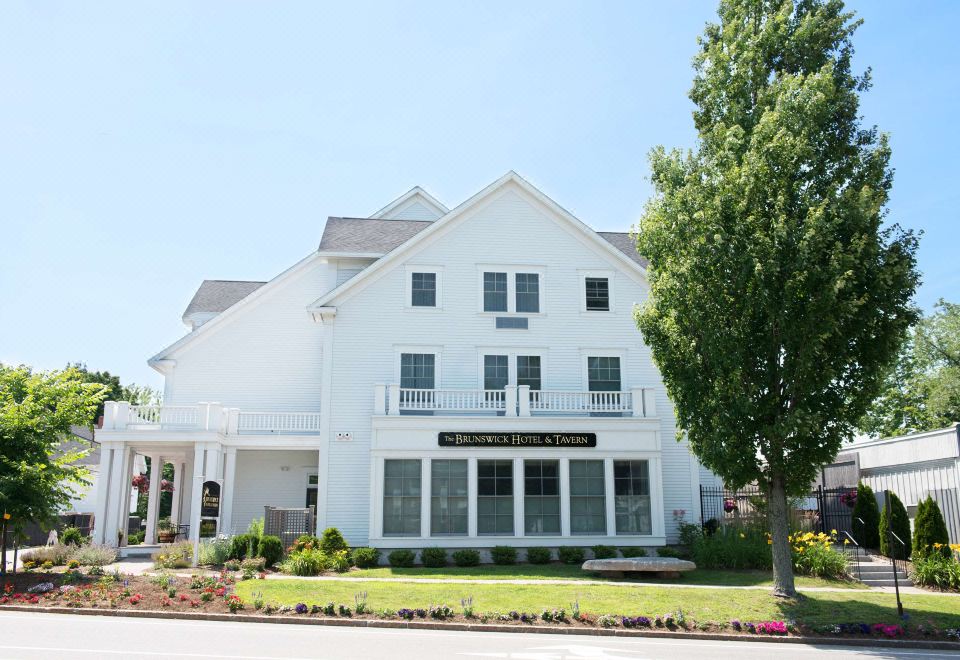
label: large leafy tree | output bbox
[635,0,919,597]
[861,299,959,437]
[68,363,162,423]
[0,365,107,574]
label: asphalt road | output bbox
[0,612,957,660]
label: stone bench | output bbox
[581,557,696,579]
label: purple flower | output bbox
[731,619,742,631]
[295,603,308,615]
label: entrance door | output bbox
[306,474,318,508]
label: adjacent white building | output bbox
[92,172,708,554]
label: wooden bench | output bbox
[581,557,696,579]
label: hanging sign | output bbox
[438,432,596,448]
[200,480,221,517]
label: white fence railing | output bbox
[398,388,506,413]
[127,405,200,427]
[237,411,323,434]
[529,390,633,415]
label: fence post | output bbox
[699,485,705,526]
[885,490,904,618]
[817,485,825,534]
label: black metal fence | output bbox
[700,485,857,536]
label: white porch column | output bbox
[103,444,126,547]
[505,386,518,417]
[559,458,571,537]
[518,385,531,417]
[170,461,185,525]
[189,444,206,566]
[144,454,163,545]
[604,458,617,537]
[115,447,134,546]
[92,444,114,544]
[219,448,238,535]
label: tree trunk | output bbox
[0,518,7,578]
[768,472,796,598]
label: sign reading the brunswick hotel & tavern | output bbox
[438,432,597,448]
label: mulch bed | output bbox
[2,570,959,648]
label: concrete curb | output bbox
[3,605,960,652]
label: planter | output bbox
[158,531,178,544]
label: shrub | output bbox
[914,496,951,559]
[491,546,517,565]
[70,543,117,567]
[790,532,847,578]
[690,525,771,570]
[21,545,71,566]
[60,526,85,547]
[911,555,960,590]
[591,545,616,559]
[351,547,381,568]
[879,492,912,560]
[152,542,191,569]
[320,527,349,555]
[329,549,350,573]
[850,482,880,549]
[388,549,416,568]
[452,549,481,567]
[128,531,145,546]
[558,546,585,565]
[198,536,232,566]
[289,534,322,554]
[241,557,267,572]
[283,548,329,576]
[246,517,264,538]
[229,534,257,560]
[421,547,448,567]
[620,547,647,557]
[224,559,241,572]
[526,547,552,564]
[257,535,284,567]
[657,547,687,559]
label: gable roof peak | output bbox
[371,186,448,221]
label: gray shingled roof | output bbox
[318,217,647,268]
[183,280,266,319]
[319,217,432,254]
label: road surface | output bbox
[0,611,956,659]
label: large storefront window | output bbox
[524,460,560,535]
[569,460,606,535]
[383,459,421,536]
[614,460,652,535]
[431,460,468,536]
[478,460,513,535]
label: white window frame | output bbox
[475,348,548,390]
[395,345,443,389]
[580,349,627,392]
[476,265,547,316]
[578,269,614,313]
[405,265,443,310]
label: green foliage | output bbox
[229,534,256,560]
[420,547,448,568]
[590,545,616,559]
[619,547,647,558]
[256,535,284,567]
[861,300,960,437]
[20,544,71,566]
[0,366,105,540]
[526,547,552,564]
[320,527,349,555]
[387,549,416,568]
[689,526,772,570]
[851,483,880,549]
[656,547,689,559]
[913,496,951,559]
[246,517,264,539]
[910,554,960,591]
[329,549,350,573]
[350,547,381,568]
[127,531,145,546]
[791,537,847,579]
[558,546,585,565]
[490,545,517,565]
[198,536,231,566]
[68,363,161,421]
[452,549,481,567]
[633,0,920,595]
[879,492,911,559]
[60,526,85,547]
[283,548,329,576]
[289,534,322,554]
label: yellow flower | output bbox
[843,539,850,545]
[739,533,745,539]
[767,539,772,545]
[831,529,838,536]
[934,543,943,549]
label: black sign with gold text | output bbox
[201,480,221,517]
[438,432,596,448]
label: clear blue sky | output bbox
[2,1,957,390]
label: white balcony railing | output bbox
[127,405,200,427]
[376,384,657,418]
[102,402,324,435]
[237,411,323,434]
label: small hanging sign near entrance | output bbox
[438,432,597,448]
[200,480,221,517]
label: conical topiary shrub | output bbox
[913,496,950,559]
[850,482,880,549]
[879,491,912,559]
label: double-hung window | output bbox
[569,460,606,535]
[483,272,508,312]
[383,459,422,536]
[585,277,610,311]
[478,460,514,535]
[516,355,541,390]
[524,460,560,535]
[614,460,652,535]
[411,272,437,307]
[483,354,508,409]
[400,353,435,389]
[431,460,468,536]
[588,355,622,416]
[515,273,540,313]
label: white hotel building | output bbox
[92,172,711,555]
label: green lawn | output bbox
[344,564,864,589]
[235,578,960,628]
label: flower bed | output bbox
[2,570,959,643]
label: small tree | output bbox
[913,496,950,559]
[850,483,880,549]
[879,491,911,559]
